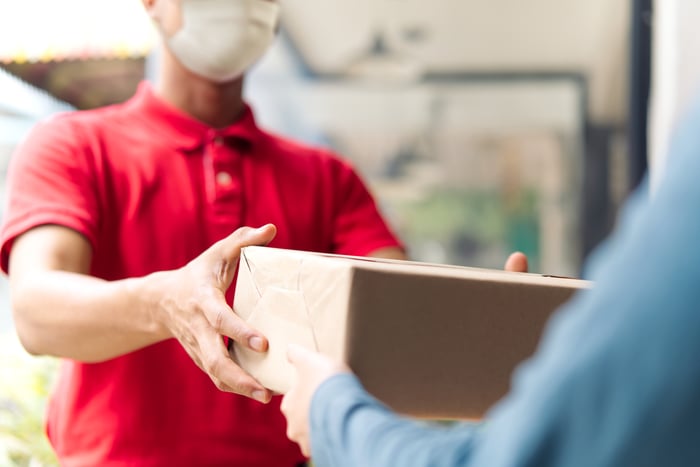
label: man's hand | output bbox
[152,224,277,403]
[281,344,350,457]
[504,251,529,273]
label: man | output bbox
[0,0,407,465]
[280,94,700,465]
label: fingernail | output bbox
[253,390,267,403]
[249,336,264,352]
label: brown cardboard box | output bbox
[231,246,591,420]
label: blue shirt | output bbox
[309,97,700,467]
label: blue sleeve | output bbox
[309,97,700,467]
[310,374,479,467]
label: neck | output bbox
[155,47,246,129]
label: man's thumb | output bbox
[218,224,277,261]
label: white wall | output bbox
[649,0,700,188]
[282,0,630,125]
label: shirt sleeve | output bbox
[0,115,100,273]
[308,97,700,467]
[311,374,479,467]
[328,158,404,257]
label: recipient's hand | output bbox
[281,344,350,457]
[504,251,529,273]
[152,224,276,403]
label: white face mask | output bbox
[165,0,280,83]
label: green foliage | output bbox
[396,189,505,241]
[394,187,541,270]
[0,332,58,466]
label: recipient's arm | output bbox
[309,174,700,466]
[311,374,479,467]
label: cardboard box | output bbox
[231,246,590,419]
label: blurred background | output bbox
[0,0,637,280]
[0,0,684,464]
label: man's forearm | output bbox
[11,269,171,362]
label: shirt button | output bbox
[216,171,233,187]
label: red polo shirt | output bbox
[0,82,402,466]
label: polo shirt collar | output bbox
[127,81,262,151]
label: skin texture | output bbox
[281,344,351,457]
[504,251,528,274]
[10,224,279,403]
[146,0,183,36]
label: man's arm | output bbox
[9,225,166,360]
[9,223,278,402]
